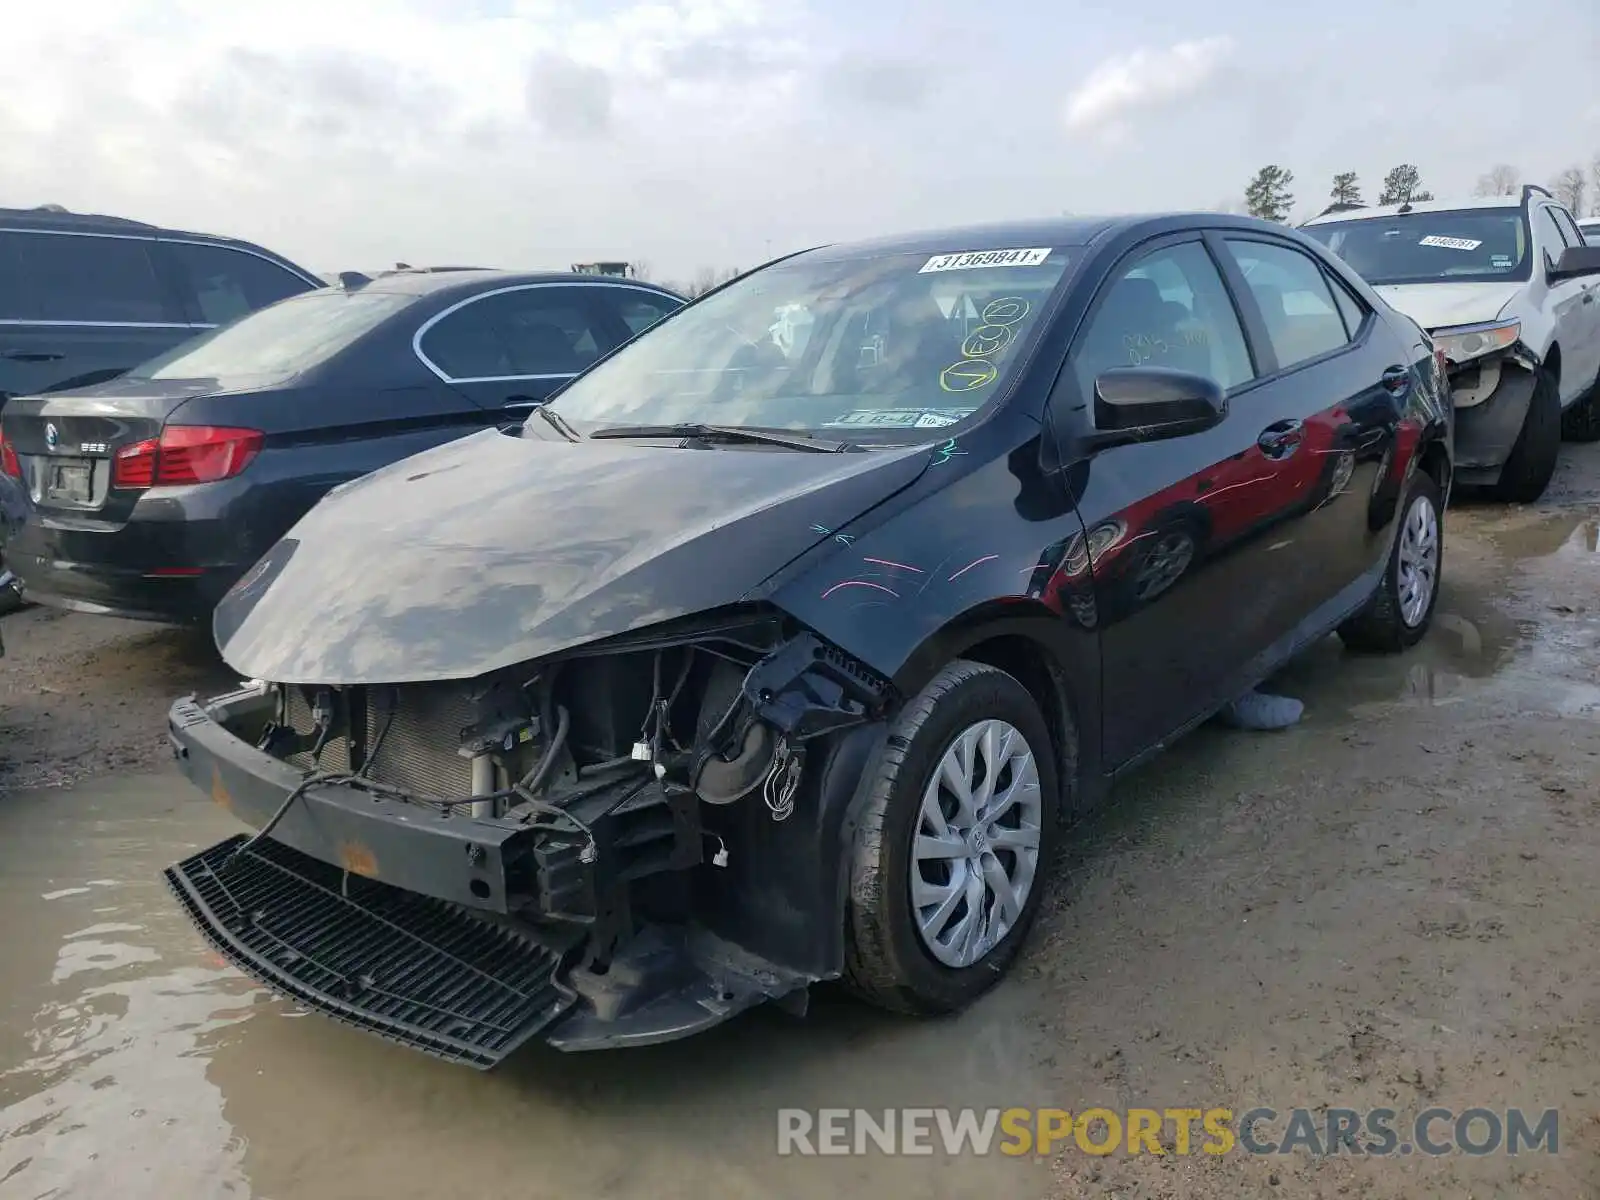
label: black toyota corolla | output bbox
[164,214,1451,1067]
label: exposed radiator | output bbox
[281,684,478,799]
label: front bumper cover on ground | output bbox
[165,688,811,1064]
[1450,354,1538,484]
[165,835,573,1068]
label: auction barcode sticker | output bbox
[1418,235,1482,251]
[920,247,1052,273]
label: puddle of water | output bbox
[0,773,1060,1200]
[1268,509,1600,721]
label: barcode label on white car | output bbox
[919,248,1053,273]
[1418,235,1482,251]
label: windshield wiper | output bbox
[526,403,581,442]
[587,423,854,452]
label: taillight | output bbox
[0,429,19,480]
[112,426,263,490]
[155,426,263,485]
[113,439,158,489]
[1434,346,1448,378]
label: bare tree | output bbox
[1591,154,1600,217]
[1551,166,1587,215]
[1474,164,1520,197]
[629,260,653,282]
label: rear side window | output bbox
[1325,272,1368,338]
[607,291,682,336]
[418,287,614,380]
[3,232,178,323]
[1225,240,1352,371]
[165,241,312,324]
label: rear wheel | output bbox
[843,660,1062,1015]
[1492,368,1561,503]
[1338,473,1443,654]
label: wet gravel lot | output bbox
[3,445,1600,1199]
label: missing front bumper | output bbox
[165,688,817,1061]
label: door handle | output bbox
[1380,364,1412,396]
[1257,418,1304,457]
[1,351,64,362]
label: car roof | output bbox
[346,269,686,301]
[791,213,1307,263]
[1302,195,1532,226]
[0,204,318,277]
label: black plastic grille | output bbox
[165,835,572,1069]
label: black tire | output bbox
[1560,378,1600,443]
[1338,472,1443,654]
[0,567,22,616]
[843,659,1063,1015]
[1492,368,1561,503]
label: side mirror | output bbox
[1085,367,1226,450]
[1549,245,1600,283]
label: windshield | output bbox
[128,290,415,383]
[1302,209,1530,286]
[541,246,1073,441]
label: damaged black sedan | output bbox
[165,214,1451,1067]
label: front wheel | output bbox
[1338,473,1443,654]
[1492,368,1561,503]
[843,660,1063,1015]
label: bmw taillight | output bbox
[113,439,158,488]
[113,426,263,490]
[0,429,19,479]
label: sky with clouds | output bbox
[6,0,1598,280]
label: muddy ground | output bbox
[3,447,1600,1199]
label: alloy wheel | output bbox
[1396,492,1439,627]
[911,719,1043,969]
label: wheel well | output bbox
[1418,440,1451,495]
[1544,342,1561,385]
[959,634,1079,816]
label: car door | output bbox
[1057,232,1301,766]
[1531,203,1595,406]
[413,283,679,419]
[1215,233,1410,622]
[0,230,193,403]
[1547,205,1600,393]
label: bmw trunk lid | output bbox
[0,377,221,519]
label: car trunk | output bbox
[0,378,221,524]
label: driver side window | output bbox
[1533,206,1567,271]
[1071,241,1254,412]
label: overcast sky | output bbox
[6,0,1598,280]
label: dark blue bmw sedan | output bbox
[0,269,683,622]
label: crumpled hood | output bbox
[214,426,931,684]
[1372,282,1524,332]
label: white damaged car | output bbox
[1304,187,1600,502]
